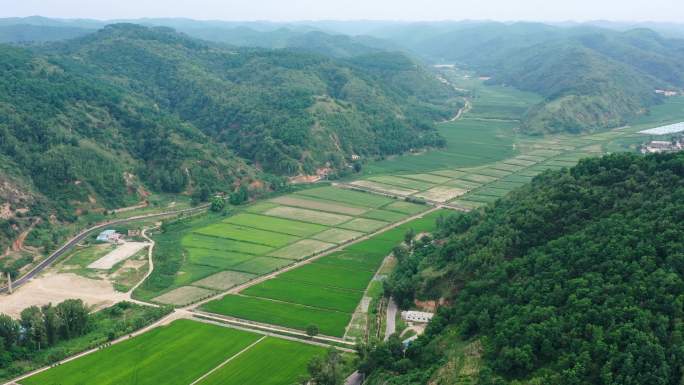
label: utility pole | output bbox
[7,272,12,294]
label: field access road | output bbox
[384,297,398,341]
[0,204,208,295]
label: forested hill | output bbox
[0,23,458,251]
[362,152,684,384]
[379,23,684,134]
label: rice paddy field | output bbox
[201,209,449,338]
[347,93,684,211]
[135,185,431,306]
[20,320,325,385]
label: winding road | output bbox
[0,204,208,294]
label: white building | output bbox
[401,310,434,324]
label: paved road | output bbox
[384,297,398,341]
[0,205,208,294]
[345,371,364,385]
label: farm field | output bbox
[20,320,261,385]
[201,209,450,338]
[134,185,431,305]
[20,320,326,385]
[197,337,326,385]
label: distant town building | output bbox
[655,89,679,97]
[641,139,684,154]
[96,229,121,243]
[128,229,141,237]
[401,310,434,324]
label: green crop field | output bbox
[383,201,428,215]
[313,251,379,272]
[182,234,274,255]
[185,247,255,269]
[474,168,511,178]
[20,320,261,385]
[242,279,364,313]
[197,337,326,385]
[339,218,388,233]
[202,295,351,337]
[269,239,334,260]
[401,173,452,184]
[270,195,368,216]
[295,186,393,208]
[364,118,520,175]
[195,270,256,290]
[366,175,435,191]
[223,213,328,237]
[361,209,408,222]
[445,179,482,189]
[264,206,352,226]
[231,256,293,275]
[277,263,376,291]
[194,223,298,247]
[312,228,364,244]
[429,169,467,178]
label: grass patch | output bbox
[366,176,434,191]
[194,271,256,291]
[383,201,427,215]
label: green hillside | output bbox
[0,24,458,255]
[379,23,684,134]
[362,152,684,384]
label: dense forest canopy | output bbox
[365,152,684,384]
[0,23,459,252]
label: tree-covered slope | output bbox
[364,152,684,384]
[49,24,457,174]
[0,23,458,253]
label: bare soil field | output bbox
[0,272,127,317]
[88,241,150,269]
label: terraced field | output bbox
[20,320,325,385]
[137,186,429,306]
[201,209,449,338]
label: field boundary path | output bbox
[191,310,355,347]
[190,312,356,353]
[0,204,208,294]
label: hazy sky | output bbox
[3,0,683,22]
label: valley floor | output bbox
[5,75,684,385]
